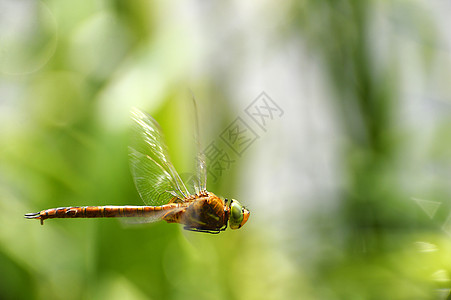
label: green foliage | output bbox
[0,0,450,299]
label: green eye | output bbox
[229,199,249,230]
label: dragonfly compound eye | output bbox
[229,199,249,229]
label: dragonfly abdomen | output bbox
[25,204,180,225]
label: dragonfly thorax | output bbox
[163,192,228,232]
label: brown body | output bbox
[25,192,229,233]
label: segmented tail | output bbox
[24,204,185,225]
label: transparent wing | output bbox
[191,96,207,193]
[120,206,186,225]
[196,151,207,193]
[129,108,190,206]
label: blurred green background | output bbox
[1,0,451,299]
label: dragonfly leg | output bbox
[222,222,228,231]
[183,226,221,234]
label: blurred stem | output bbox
[294,0,435,255]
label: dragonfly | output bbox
[25,107,250,234]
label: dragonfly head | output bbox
[228,199,250,230]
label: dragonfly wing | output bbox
[196,152,207,193]
[121,206,186,225]
[191,96,207,193]
[130,108,190,206]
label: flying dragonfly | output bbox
[25,107,250,234]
